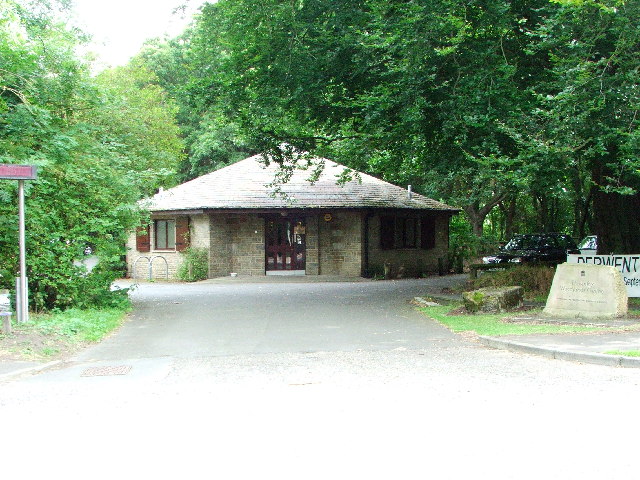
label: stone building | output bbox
[126,155,459,280]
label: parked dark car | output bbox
[482,233,578,265]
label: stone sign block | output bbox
[544,263,628,318]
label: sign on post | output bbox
[566,254,640,297]
[0,164,37,180]
[0,164,37,323]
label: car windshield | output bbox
[503,235,557,251]
[578,236,597,250]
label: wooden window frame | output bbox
[380,215,422,250]
[154,219,176,250]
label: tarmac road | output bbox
[1,275,640,479]
[72,276,462,361]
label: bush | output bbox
[448,213,499,273]
[177,247,209,282]
[24,250,131,312]
[470,265,556,300]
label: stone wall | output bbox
[367,213,450,278]
[210,213,265,277]
[126,210,451,280]
[317,211,363,276]
[126,214,210,280]
[209,213,231,277]
[305,215,320,275]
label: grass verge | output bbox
[419,305,629,336]
[0,306,130,361]
[605,350,640,357]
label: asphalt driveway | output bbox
[73,275,465,362]
[6,274,640,479]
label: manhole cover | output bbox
[81,365,132,377]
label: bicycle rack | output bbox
[132,255,169,281]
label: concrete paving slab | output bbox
[493,331,640,354]
[0,360,60,381]
[479,331,640,368]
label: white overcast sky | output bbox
[70,0,207,69]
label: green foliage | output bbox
[449,213,499,272]
[136,32,253,182]
[90,59,185,195]
[0,1,182,310]
[162,0,638,250]
[177,247,209,282]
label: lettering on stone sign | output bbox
[558,280,604,296]
[557,297,606,305]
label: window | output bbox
[380,216,395,250]
[155,219,176,249]
[421,217,436,250]
[402,218,417,248]
[381,216,432,249]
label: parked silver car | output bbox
[574,235,598,255]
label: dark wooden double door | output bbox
[265,218,306,271]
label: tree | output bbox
[137,30,253,181]
[0,0,182,310]
[521,0,640,252]
[91,59,184,195]
[182,0,560,237]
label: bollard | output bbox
[0,289,11,334]
[1,313,10,335]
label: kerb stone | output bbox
[543,263,628,318]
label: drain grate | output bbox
[81,365,132,377]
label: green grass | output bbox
[604,350,640,357]
[1,306,130,361]
[31,307,129,342]
[420,305,614,336]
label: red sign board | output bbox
[0,164,37,180]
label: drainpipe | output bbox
[408,185,412,200]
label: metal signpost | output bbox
[0,164,37,323]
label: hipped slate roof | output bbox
[145,155,458,213]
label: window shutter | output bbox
[175,216,190,252]
[136,225,150,252]
[380,216,395,250]
[403,218,417,248]
[421,217,436,250]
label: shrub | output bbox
[470,265,556,300]
[177,247,209,282]
[448,213,499,273]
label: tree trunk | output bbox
[591,159,640,254]
[576,187,593,240]
[463,192,508,238]
[504,196,517,240]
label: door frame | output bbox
[265,216,306,275]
